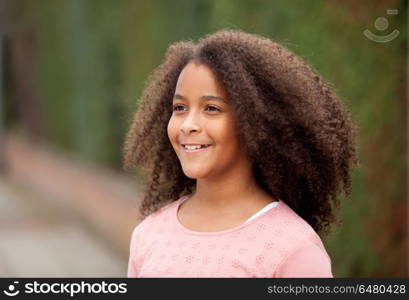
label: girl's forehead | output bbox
[175,62,228,100]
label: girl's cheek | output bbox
[167,118,179,145]
[167,119,174,141]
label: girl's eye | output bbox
[172,104,221,113]
[205,105,221,112]
[172,105,186,112]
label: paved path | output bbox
[0,176,127,277]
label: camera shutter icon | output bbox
[3,281,20,297]
[363,9,400,43]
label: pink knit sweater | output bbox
[127,195,333,277]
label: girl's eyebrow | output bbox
[173,93,226,102]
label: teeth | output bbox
[183,144,209,150]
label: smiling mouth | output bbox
[181,144,212,152]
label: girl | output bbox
[124,30,358,277]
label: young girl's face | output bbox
[167,61,249,180]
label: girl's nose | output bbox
[180,113,201,134]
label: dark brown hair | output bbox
[123,30,359,237]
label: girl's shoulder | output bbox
[270,200,316,233]
[149,195,188,219]
[270,200,329,252]
[255,200,327,254]
[278,201,324,237]
[131,195,186,234]
[264,201,333,277]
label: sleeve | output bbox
[275,243,333,278]
[127,224,142,278]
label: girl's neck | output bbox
[192,161,273,211]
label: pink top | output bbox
[127,195,333,278]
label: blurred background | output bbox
[0,0,406,277]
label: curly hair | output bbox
[123,29,358,237]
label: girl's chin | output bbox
[182,167,211,179]
[183,172,207,179]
